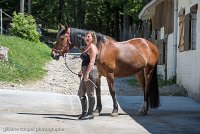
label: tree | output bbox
[10,12,40,42]
[28,0,31,15]
[20,0,24,14]
[1,0,150,39]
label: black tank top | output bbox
[80,53,90,67]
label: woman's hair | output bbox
[85,31,97,45]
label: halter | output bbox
[66,27,72,45]
[52,28,71,56]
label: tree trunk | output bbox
[58,0,65,24]
[20,0,24,14]
[105,1,111,35]
[114,9,119,40]
[28,0,31,15]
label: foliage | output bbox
[127,76,139,86]
[128,75,176,88]
[158,75,176,87]
[1,0,150,38]
[10,12,40,42]
[123,0,146,23]
[0,35,51,83]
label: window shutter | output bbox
[190,4,198,13]
[184,13,191,51]
[164,0,174,34]
[190,4,198,50]
[178,15,185,52]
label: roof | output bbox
[139,0,165,20]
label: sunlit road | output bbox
[0,89,200,134]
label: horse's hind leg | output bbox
[136,69,145,92]
[139,65,157,115]
[94,76,102,116]
[106,73,118,117]
[136,70,148,115]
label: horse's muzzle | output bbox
[51,51,60,60]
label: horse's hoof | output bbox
[138,110,147,116]
[93,108,101,116]
[93,112,100,116]
[110,108,118,117]
[111,112,118,117]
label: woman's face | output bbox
[85,33,93,45]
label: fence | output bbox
[0,9,12,34]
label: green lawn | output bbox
[0,35,51,83]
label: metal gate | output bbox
[0,9,12,34]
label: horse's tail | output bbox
[148,64,160,108]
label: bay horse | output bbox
[51,25,160,116]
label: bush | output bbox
[10,12,40,42]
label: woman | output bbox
[78,31,99,120]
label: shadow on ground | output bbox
[117,96,200,134]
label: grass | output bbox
[0,35,51,83]
[127,76,140,86]
[127,75,176,88]
[157,75,176,87]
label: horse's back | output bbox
[117,38,158,65]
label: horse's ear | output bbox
[60,24,65,30]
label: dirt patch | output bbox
[0,54,188,96]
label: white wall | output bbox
[166,33,175,80]
[177,0,200,101]
[157,29,174,80]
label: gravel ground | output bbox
[0,54,188,96]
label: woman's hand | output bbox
[78,71,83,77]
[84,74,89,82]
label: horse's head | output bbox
[51,25,106,60]
[51,24,72,60]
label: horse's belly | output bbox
[96,59,145,77]
[114,64,143,77]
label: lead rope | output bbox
[63,53,98,88]
[64,53,79,76]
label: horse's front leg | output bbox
[106,73,118,117]
[93,76,102,116]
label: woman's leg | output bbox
[87,65,98,115]
[79,66,97,120]
[78,78,87,119]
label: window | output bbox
[178,4,198,52]
[178,8,185,52]
[190,4,198,50]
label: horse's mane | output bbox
[105,36,116,43]
[96,32,116,47]
[70,28,116,48]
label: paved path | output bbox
[0,89,200,134]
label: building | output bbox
[139,0,200,101]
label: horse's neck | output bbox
[70,28,108,51]
[70,28,87,49]
[96,39,115,63]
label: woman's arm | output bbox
[84,45,97,81]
